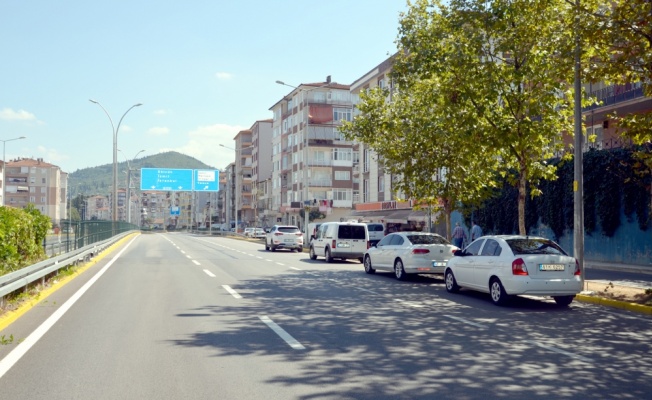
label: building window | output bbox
[42,178,46,184]
[335,171,350,180]
[332,188,351,201]
[30,196,36,202]
[30,187,35,193]
[41,187,46,193]
[30,177,35,183]
[379,176,385,192]
[41,197,46,203]
[332,148,352,161]
[333,108,352,122]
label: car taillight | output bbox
[332,240,337,248]
[274,232,283,236]
[451,247,459,254]
[412,249,430,254]
[512,258,528,276]
[367,241,370,249]
[574,259,581,276]
[295,232,302,236]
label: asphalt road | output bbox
[1,233,650,399]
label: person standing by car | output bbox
[452,222,467,248]
[471,221,483,241]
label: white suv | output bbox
[265,225,304,252]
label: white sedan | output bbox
[363,232,459,280]
[444,235,582,306]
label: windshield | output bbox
[506,238,567,256]
[406,234,450,245]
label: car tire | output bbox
[490,278,510,306]
[364,255,375,274]
[325,248,333,263]
[394,259,406,281]
[271,245,276,252]
[445,269,460,293]
[309,246,317,260]
[553,295,575,307]
[265,242,270,251]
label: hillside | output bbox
[69,151,215,196]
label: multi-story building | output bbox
[268,77,356,229]
[233,129,253,231]
[85,195,111,220]
[581,81,651,150]
[250,119,273,228]
[2,157,68,224]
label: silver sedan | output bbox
[363,232,460,280]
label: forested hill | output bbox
[68,151,215,196]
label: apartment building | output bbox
[232,129,253,231]
[348,57,435,231]
[268,77,356,229]
[581,81,651,150]
[85,195,111,220]
[250,119,273,228]
[2,157,68,224]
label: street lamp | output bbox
[89,99,142,222]
[1,136,26,207]
[118,149,145,224]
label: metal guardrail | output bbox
[0,231,135,306]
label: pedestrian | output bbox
[452,222,467,248]
[471,221,483,241]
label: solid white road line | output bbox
[192,260,201,266]
[259,316,305,350]
[525,340,593,363]
[0,235,139,380]
[203,269,216,278]
[289,267,302,271]
[443,315,487,328]
[222,285,242,299]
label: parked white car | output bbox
[243,228,255,237]
[265,225,303,252]
[444,235,582,306]
[365,222,386,246]
[363,232,459,280]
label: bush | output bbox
[0,205,51,275]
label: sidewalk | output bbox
[585,260,652,275]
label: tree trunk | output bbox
[518,164,527,235]
[443,198,452,241]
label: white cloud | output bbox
[120,125,133,133]
[215,72,233,80]
[153,109,167,116]
[159,123,246,169]
[147,127,170,136]
[0,108,37,121]
[36,145,69,165]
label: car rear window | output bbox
[406,234,450,245]
[278,227,300,233]
[507,238,567,256]
[338,225,367,239]
[367,224,384,232]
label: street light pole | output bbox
[89,100,142,222]
[1,136,26,207]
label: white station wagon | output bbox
[445,235,582,306]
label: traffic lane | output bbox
[165,255,652,400]
[0,234,311,399]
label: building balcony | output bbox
[308,179,332,187]
[583,83,645,112]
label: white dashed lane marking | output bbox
[203,270,216,278]
[222,285,242,299]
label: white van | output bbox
[309,221,369,263]
[365,223,386,246]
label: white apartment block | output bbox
[268,77,357,229]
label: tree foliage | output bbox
[0,205,51,274]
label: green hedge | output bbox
[0,204,51,275]
[463,147,651,239]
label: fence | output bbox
[45,220,139,256]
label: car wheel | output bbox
[265,241,270,251]
[309,246,317,260]
[325,248,333,263]
[553,295,575,307]
[364,255,375,274]
[445,269,460,293]
[394,259,406,281]
[271,245,276,252]
[490,278,510,306]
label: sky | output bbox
[0,0,407,173]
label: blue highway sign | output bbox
[194,169,219,192]
[140,168,194,191]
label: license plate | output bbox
[284,239,295,242]
[433,261,447,267]
[539,264,565,271]
[336,242,350,248]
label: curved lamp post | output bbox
[89,100,142,221]
[1,136,26,207]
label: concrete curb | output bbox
[575,294,652,315]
